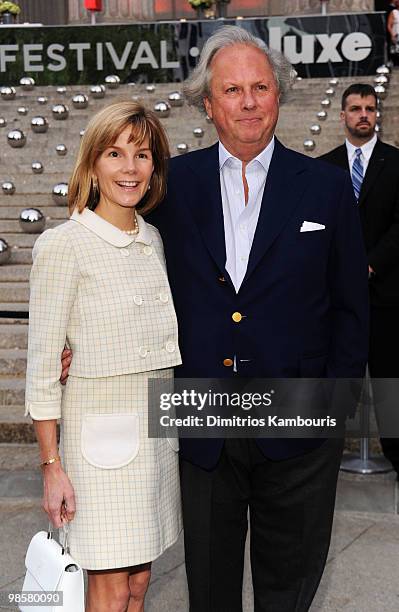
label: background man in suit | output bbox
[148,27,368,612]
[61,26,368,612]
[320,83,399,477]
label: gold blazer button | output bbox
[232,312,243,323]
[223,358,234,367]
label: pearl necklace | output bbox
[123,212,139,235]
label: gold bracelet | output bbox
[40,456,60,468]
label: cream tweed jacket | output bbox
[25,208,182,420]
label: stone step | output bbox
[0,281,29,303]
[0,219,61,233]
[0,206,68,219]
[0,322,28,349]
[0,265,31,282]
[0,407,36,444]
[3,249,32,265]
[0,302,29,312]
[0,378,25,405]
[0,348,27,376]
[0,194,61,206]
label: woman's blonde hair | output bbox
[68,100,170,215]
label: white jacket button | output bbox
[159,292,169,303]
[143,246,153,256]
[165,341,175,353]
[120,249,130,257]
[138,346,148,358]
[133,295,143,306]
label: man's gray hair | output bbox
[183,25,295,113]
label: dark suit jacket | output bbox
[320,139,399,308]
[149,139,369,469]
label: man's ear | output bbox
[204,97,212,119]
[339,110,345,125]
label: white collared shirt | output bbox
[345,134,377,178]
[219,137,275,292]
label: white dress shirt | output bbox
[345,134,377,179]
[219,137,275,292]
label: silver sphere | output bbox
[20,76,35,91]
[17,106,28,116]
[31,161,44,174]
[52,104,69,120]
[193,127,204,138]
[176,143,189,154]
[19,208,45,233]
[296,76,302,81]
[90,84,106,99]
[310,124,321,135]
[316,111,328,121]
[153,101,170,118]
[375,124,382,134]
[56,86,67,95]
[105,75,120,89]
[376,110,382,120]
[79,129,85,138]
[0,117,7,128]
[37,96,48,105]
[329,78,339,86]
[7,129,26,148]
[376,65,390,75]
[374,85,386,100]
[1,86,16,100]
[0,238,10,265]
[72,93,89,109]
[168,91,184,107]
[52,182,68,206]
[303,139,316,152]
[31,116,48,134]
[321,98,331,108]
[205,115,213,123]
[55,144,67,156]
[325,88,335,97]
[146,85,155,93]
[2,181,15,195]
[374,75,389,86]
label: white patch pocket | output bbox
[81,413,140,469]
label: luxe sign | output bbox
[0,13,385,85]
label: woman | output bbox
[387,0,399,65]
[25,101,182,612]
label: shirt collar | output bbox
[70,208,152,247]
[218,136,275,173]
[345,134,377,160]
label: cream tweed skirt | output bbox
[60,368,182,570]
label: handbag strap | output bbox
[47,522,70,555]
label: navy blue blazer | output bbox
[148,139,369,469]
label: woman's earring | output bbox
[92,177,98,195]
[147,184,151,191]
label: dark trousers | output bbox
[368,307,399,474]
[180,438,344,612]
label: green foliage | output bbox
[0,1,21,15]
[188,0,213,8]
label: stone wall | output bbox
[67,0,375,24]
[67,0,154,23]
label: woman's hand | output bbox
[42,463,76,528]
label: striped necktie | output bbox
[352,148,363,201]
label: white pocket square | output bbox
[300,221,325,233]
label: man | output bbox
[320,83,399,476]
[61,27,368,612]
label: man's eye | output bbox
[256,84,268,91]
[226,87,238,93]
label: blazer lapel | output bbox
[358,141,385,205]
[242,140,309,286]
[184,143,232,283]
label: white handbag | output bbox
[20,524,84,612]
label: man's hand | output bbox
[368,265,375,278]
[60,348,72,385]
